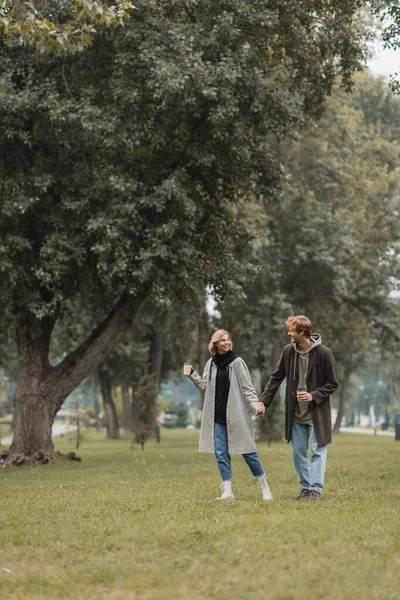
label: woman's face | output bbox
[216,334,232,354]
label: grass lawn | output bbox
[0,429,399,600]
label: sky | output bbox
[368,41,399,76]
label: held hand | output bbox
[253,401,265,416]
[297,391,313,403]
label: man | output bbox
[254,315,339,501]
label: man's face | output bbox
[287,329,304,345]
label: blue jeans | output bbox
[214,423,265,481]
[291,423,328,494]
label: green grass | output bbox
[0,429,399,600]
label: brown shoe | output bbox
[296,489,311,500]
[309,490,321,501]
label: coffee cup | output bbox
[183,362,192,376]
[296,387,306,400]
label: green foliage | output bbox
[0,1,374,451]
[0,429,399,599]
[372,2,400,49]
[277,82,399,318]
[0,1,135,53]
[0,0,370,334]
[132,368,156,450]
[217,73,400,378]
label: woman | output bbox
[184,329,272,501]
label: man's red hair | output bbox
[285,315,312,338]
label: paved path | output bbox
[339,426,395,437]
[0,423,77,447]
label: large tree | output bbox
[0,0,369,465]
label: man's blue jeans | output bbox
[214,422,264,481]
[291,423,328,494]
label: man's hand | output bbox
[297,391,313,403]
[253,401,265,416]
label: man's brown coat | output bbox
[260,343,339,446]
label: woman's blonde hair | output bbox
[208,329,232,354]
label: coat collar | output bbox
[306,347,318,380]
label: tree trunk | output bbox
[4,391,57,465]
[197,295,209,408]
[98,368,120,439]
[258,341,284,445]
[122,385,134,433]
[333,369,351,433]
[1,317,58,466]
[92,376,102,432]
[1,290,147,467]
[149,328,164,442]
[75,403,81,450]
[150,330,164,390]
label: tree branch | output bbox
[342,295,400,343]
[48,287,149,405]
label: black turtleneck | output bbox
[213,350,239,425]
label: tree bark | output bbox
[1,290,147,466]
[1,316,58,466]
[122,385,134,433]
[197,295,209,408]
[98,368,120,439]
[333,368,351,433]
[92,376,102,432]
[149,327,164,442]
[258,341,284,444]
[150,330,164,390]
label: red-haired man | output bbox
[254,316,339,501]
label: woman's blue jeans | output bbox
[291,423,328,494]
[214,422,265,481]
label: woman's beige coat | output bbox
[190,357,259,454]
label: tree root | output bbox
[64,452,82,462]
[0,449,81,467]
[0,450,52,467]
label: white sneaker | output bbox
[215,480,235,501]
[258,474,273,501]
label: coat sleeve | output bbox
[311,349,339,404]
[189,359,211,392]
[236,359,259,407]
[259,348,287,407]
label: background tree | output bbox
[320,307,369,432]
[217,72,400,437]
[257,369,284,445]
[132,366,156,452]
[98,363,120,439]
